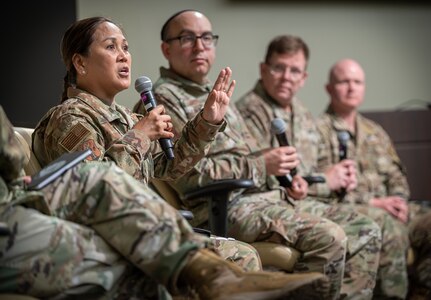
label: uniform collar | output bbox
[159,67,212,94]
[66,87,127,123]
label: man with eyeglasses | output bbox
[236,35,357,202]
[234,35,404,299]
[164,31,219,49]
[133,10,381,300]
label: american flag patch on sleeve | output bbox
[60,123,91,152]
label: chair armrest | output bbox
[183,179,255,237]
[303,175,325,186]
[183,179,254,199]
[192,227,211,237]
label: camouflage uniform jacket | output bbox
[32,87,224,184]
[0,105,26,206]
[138,67,285,226]
[316,106,410,204]
[0,105,128,295]
[235,80,332,198]
[0,105,48,212]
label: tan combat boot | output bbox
[179,248,329,300]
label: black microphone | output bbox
[337,130,350,199]
[270,118,297,188]
[337,130,350,161]
[135,76,174,160]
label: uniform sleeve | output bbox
[33,106,152,181]
[311,116,340,199]
[156,89,268,192]
[375,125,410,200]
[0,105,24,182]
[316,116,338,172]
[235,97,273,150]
[152,111,225,181]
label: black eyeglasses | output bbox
[165,32,219,49]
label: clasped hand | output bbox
[287,175,308,200]
[325,159,357,192]
[370,196,409,223]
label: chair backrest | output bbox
[149,178,182,209]
[13,127,41,176]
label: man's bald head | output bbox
[328,59,365,84]
[161,9,204,41]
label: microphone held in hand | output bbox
[135,76,174,160]
[337,131,350,161]
[337,130,350,199]
[270,118,297,188]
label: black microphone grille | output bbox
[337,130,350,144]
[270,118,286,135]
[135,76,152,94]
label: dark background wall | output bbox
[0,0,76,127]
[363,110,431,202]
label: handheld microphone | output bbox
[337,131,350,161]
[135,76,174,160]
[270,118,297,188]
[337,130,350,199]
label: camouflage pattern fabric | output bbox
[134,67,349,300]
[25,161,210,291]
[211,237,262,271]
[31,89,263,273]
[316,107,411,299]
[235,81,332,198]
[33,87,223,185]
[235,81,382,299]
[1,205,133,299]
[0,105,179,299]
[316,107,410,205]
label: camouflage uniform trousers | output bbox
[296,199,382,300]
[226,190,347,300]
[14,161,216,297]
[12,162,261,291]
[0,209,260,300]
[0,205,141,299]
[211,236,262,271]
[354,204,410,300]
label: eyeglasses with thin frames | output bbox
[165,32,219,49]
[267,63,304,81]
